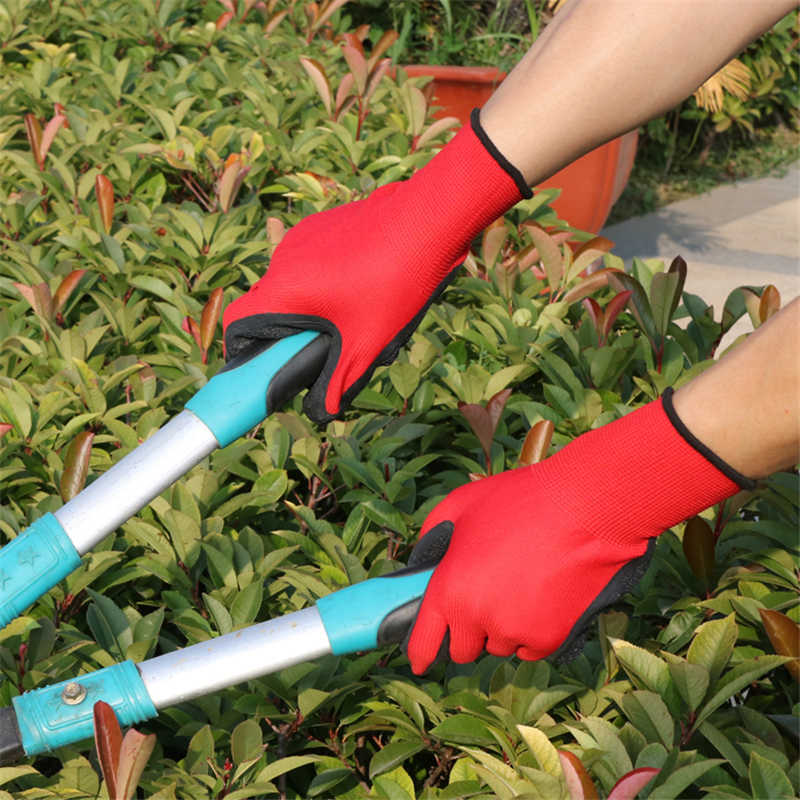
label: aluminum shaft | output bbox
[137,607,332,708]
[55,411,219,554]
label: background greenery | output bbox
[350,0,799,224]
[0,1,797,798]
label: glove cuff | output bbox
[662,387,756,491]
[470,108,532,199]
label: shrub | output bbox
[1,2,797,798]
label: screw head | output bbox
[61,682,87,705]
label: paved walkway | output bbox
[602,164,799,345]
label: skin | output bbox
[479,0,799,480]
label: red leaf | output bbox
[367,30,398,72]
[558,750,599,800]
[54,269,87,314]
[582,297,603,337]
[216,10,234,29]
[759,608,800,681]
[573,235,615,260]
[562,267,621,305]
[14,281,53,321]
[0,423,12,439]
[93,701,122,799]
[24,114,43,170]
[481,218,508,270]
[458,403,493,466]
[116,728,157,800]
[340,32,364,55]
[682,516,715,582]
[200,287,224,352]
[607,767,660,800]
[95,175,115,234]
[182,316,202,349]
[342,43,368,95]
[60,430,94,502]
[266,216,285,245]
[601,290,633,342]
[519,419,554,466]
[486,388,512,436]
[759,284,780,323]
[40,113,67,166]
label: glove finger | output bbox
[485,635,517,658]
[407,608,449,676]
[449,623,487,664]
[516,645,547,662]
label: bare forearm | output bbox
[674,298,800,479]
[481,0,796,185]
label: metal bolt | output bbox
[61,682,87,705]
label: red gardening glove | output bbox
[223,110,530,422]
[405,389,753,674]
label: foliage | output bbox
[1,1,798,798]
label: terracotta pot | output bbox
[399,64,638,233]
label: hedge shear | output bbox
[0,559,433,763]
[0,331,329,630]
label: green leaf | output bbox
[687,614,737,686]
[663,653,710,712]
[256,755,320,784]
[649,759,724,800]
[369,739,424,779]
[748,751,795,799]
[517,725,560,777]
[230,582,263,628]
[431,714,497,746]
[307,768,351,797]
[693,656,791,730]
[184,725,215,775]
[231,719,263,764]
[697,721,747,777]
[620,691,674,749]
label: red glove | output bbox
[223,110,530,422]
[406,389,753,674]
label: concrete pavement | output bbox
[602,163,799,345]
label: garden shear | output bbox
[0,557,433,763]
[0,331,328,630]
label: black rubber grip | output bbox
[0,706,25,765]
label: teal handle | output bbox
[0,514,80,630]
[186,331,324,447]
[12,661,156,757]
[317,568,433,655]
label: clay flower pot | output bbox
[401,64,638,233]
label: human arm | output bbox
[481,0,797,184]
[223,0,796,422]
[406,299,799,673]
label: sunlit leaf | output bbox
[200,287,224,352]
[93,701,122,799]
[525,224,563,293]
[481,218,508,269]
[606,767,659,800]
[300,57,332,116]
[558,750,598,800]
[116,728,156,800]
[759,608,800,681]
[95,174,115,234]
[759,284,780,323]
[342,44,367,95]
[54,270,87,314]
[60,430,94,501]
[519,419,554,466]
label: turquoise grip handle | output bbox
[186,331,321,448]
[317,568,434,655]
[12,661,156,757]
[0,514,81,630]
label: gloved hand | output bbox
[223,110,530,422]
[405,389,753,674]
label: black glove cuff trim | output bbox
[662,387,756,491]
[470,108,533,199]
